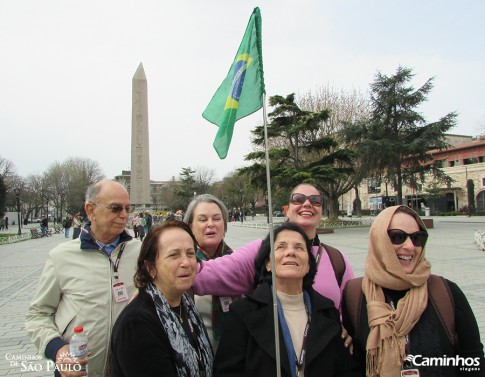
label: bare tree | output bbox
[63,157,105,215]
[0,155,16,180]
[298,85,371,217]
[194,166,216,195]
[45,162,69,222]
[298,84,370,135]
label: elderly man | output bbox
[26,180,142,377]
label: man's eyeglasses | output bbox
[93,203,136,214]
[387,229,428,247]
[290,193,323,207]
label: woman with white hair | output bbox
[184,194,239,350]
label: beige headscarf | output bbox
[362,205,431,377]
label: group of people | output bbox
[131,210,153,241]
[62,214,82,239]
[25,179,484,377]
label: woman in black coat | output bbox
[214,222,361,377]
[110,221,213,377]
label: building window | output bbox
[482,177,485,187]
[367,178,381,194]
[464,157,479,165]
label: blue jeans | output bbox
[64,228,70,238]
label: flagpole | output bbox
[262,92,282,377]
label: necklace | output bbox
[173,305,183,324]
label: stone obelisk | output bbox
[130,62,151,207]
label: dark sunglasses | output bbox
[93,203,136,214]
[387,229,428,247]
[290,193,323,206]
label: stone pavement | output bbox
[1,217,484,376]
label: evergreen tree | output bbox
[343,66,457,204]
[467,179,476,216]
[174,167,196,211]
[241,93,356,220]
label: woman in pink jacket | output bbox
[192,183,355,344]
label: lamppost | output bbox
[14,188,21,235]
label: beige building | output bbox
[343,135,485,214]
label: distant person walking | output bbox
[5,216,8,230]
[136,214,146,241]
[132,212,139,238]
[72,213,82,239]
[144,211,152,235]
[40,217,48,237]
[63,217,72,238]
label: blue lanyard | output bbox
[277,290,312,377]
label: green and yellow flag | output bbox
[203,7,265,159]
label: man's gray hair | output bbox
[183,194,229,233]
[85,181,104,203]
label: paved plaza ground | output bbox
[1,216,484,376]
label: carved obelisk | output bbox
[130,63,151,207]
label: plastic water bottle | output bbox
[69,326,88,374]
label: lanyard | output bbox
[98,242,126,279]
[315,243,324,267]
[277,291,312,377]
[111,243,126,275]
[296,321,311,377]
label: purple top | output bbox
[193,239,355,311]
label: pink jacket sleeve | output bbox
[192,239,263,296]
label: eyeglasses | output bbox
[93,203,136,214]
[290,193,323,207]
[387,229,428,247]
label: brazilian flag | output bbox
[203,7,266,159]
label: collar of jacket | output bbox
[243,282,341,374]
[246,281,336,312]
[79,221,133,250]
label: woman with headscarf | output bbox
[342,205,484,376]
[110,221,213,377]
[214,222,361,377]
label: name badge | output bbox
[401,369,420,377]
[220,296,233,312]
[112,281,129,303]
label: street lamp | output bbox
[13,188,21,235]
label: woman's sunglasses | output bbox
[290,193,323,206]
[387,229,428,247]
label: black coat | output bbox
[214,282,362,377]
[342,279,485,377]
[110,288,202,377]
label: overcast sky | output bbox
[1,0,484,182]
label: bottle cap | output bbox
[73,326,84,333]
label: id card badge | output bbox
[401,369,420,376]
[220,296,233,312]
[112,281,129,303]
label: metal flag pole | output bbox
[262,92,281,377]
